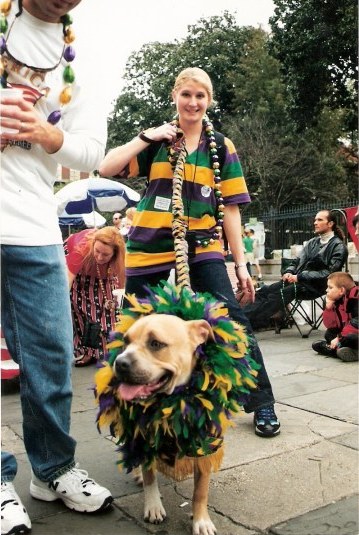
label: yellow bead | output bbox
[60,86,72,105]
[64,28,75,44]
[0,0,11,16]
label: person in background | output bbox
[120,206,136,240]
[99,66,281,440]
[243,210,348,330]
[1,1,113,533]
[243,228,253,276]
[249,228,263,280]
[65,227,125,367]
[312,272,358,362]
[112,212,123,231]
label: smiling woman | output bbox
[98,65,281,441]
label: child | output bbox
[312,272,358,362]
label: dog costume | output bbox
[94,283,257,480]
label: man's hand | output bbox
[282,273,298,284]
[1,94,63,154]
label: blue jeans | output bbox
[1,245,76,483]
[125,259,275,412]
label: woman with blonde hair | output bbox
[65,226,125,366]
[99,67,280,437]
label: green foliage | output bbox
[230,28,288,126]
[269,0,358,132]
[224,114,347,212]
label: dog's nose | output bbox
[115,356,131,375]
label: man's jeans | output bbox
[1,245,76,482]
[125,259,275,412]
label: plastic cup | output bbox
[112,288,125,308]
[1,87,23,134]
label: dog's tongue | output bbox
[118,382,160,401]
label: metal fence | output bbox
[241,199,358,258]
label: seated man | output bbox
[242,210,348,330]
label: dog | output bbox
[112,313,217,535]
[95,286,255,535]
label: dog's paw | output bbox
[193,518,217,535]
[144,501,166,524]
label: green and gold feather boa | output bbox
[94,282,258,477]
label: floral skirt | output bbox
[70,274,117,363]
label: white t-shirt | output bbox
[1,2,107,246]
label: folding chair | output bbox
[276,257,325,337]
[279,295,325,338]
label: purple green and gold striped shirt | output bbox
[124,133,251,276]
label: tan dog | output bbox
[113,313,218,535]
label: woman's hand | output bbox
[142,122,178,144]
[235,265,255,305]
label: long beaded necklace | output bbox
[167,115,225,248]
[0,0,76,125]
[96,264,116,312]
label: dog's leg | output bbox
[192,461,216,535]
[131,466,143,486]
[142,466,166,524]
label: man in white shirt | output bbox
[1,1,113,533]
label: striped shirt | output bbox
[125,133,251,276]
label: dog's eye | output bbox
[148,338,166,351]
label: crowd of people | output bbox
[0,1,358,534]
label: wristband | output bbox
[234,263,246,269]
[138,130,155,144]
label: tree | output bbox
[269,0,358,133]
[224,114,348,214]
[229,28,288,127]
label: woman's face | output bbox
[172,81,209,124]
[93,240,114,265]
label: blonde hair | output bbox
[79,227,126,287]
[328,272,355,291]
[172,67,214,106]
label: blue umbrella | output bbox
[58,210,106,228]
[55,177,140,215]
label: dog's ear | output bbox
[186,320,215,348]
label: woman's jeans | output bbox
[125,259,275,412]
[1,245,76,483]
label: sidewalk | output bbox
[2,326,358,535]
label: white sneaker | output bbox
[1,482,31,535]
[29,466,113,513]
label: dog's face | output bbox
[113,314,214,402]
